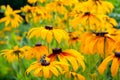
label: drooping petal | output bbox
[53,30,62,43]
[46,31,53,43]
[43,67,49,78]
[111,57,119,77]
[98,55,114,74]
[66,57,78,71]
[49,66,59,76]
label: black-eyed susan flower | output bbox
[87,0,114,14]
[0,5,23,28]
[21,5,51,23]
[63,71,85,80]
[27,26,69,43]
[68,31,81,46]
[48,48,85,71]
[1,46,31,62]
[26,55,68,78]
[31,43,48,60]
[81,31,115,57]
[98,52,120,77]
[46,1,68,15]
[70,8,102,30]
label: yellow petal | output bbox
[43,67,49,78]
[76,58,85,71]
[67,57,78,71]
[46,31,53,43]
[54,65,62,73]
[77,74,85,80]
[49,66,59,76]
[111,57,119,77]
[26,63,38,74]
[98,55,114,74]
[53,30,62,43]
[34,67,42,75]
[40,28,48,40]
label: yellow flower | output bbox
[0,5,23,28]
[46,1,68,15]
[81,32,115,57]
[20,46,34,60]
[1,46,30,62]
[68,31,81,46]
[27,26,69,43]
[63,71,85,80]
[26,55,68,78]
[98,52,120,77]
[70,10,102,30]
[48,48,85,71]
[99,16,118,30]
[21,5,51,23]
[87,0,114,14]
[31,43,48,60]
[27,0,45,4]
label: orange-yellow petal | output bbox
[98,55,114,74]
[111,57,119,77]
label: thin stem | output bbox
[47,42,50,53]
[103,37,106,59]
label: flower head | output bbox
[63,71,85,80]
[81,31,115,57]
[98,52,120,77]
[48,48,85,71]
[2,46,30,62]
[68,31,81,46]
[27,26,69,43]
[26,55,68,78]
[31,43,48,60]
[0,5,23,28]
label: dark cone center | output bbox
[72,37,79,40]
[13,50,21,56]
[84,12,90,15]
[35,43,42,46]
[52,48,62,54]
[93,31,108,37]
[45,26,53,30]
[115,52,120,58]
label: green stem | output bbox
[47,42,50,53]
[18,58,26,80]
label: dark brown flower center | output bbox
[13,50,21,56]
[52,48,62,54]
[35,43,42,46]
[93,31,108,37]
[115,52,120,58]
[84,12,90,15]
[41,60,50,66]
[72,37,79,40]
[45,26,53,30]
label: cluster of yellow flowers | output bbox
[0,0,120,79]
